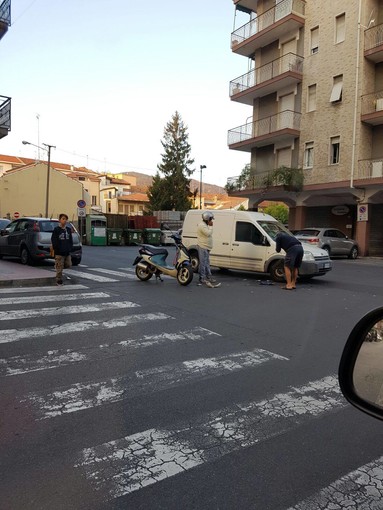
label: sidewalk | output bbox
[0,259,56,287]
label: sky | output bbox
[0,0,252,186]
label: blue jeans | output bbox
[198,247,212,282]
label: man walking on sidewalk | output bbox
[197,211,220,288]
[51,213,73,286]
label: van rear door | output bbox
[230,220,265,272]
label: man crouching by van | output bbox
[197,212,221,288]
[275,231,304,290]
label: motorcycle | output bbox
[133,232,193,286]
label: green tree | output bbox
[225,164,252,193]
[263,203,289,224]
[148,111,194,212]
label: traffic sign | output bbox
[14,212,20,219]
[77,199,86,209]
[77,208,86,218]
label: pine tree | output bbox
[148,111,194,212]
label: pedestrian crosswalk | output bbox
[1,283,382,508]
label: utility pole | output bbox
[43,143,56,218]
[200,165,206,209]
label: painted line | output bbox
[75,375,346,499]
[64,270,118,282]
[1,327,221,377]
[0,301,139,321]
[78,264,88,267]
[0,284,88,294]
[24,348,288,419]
[0,312,173,344]
[287,456,383,509]
[0,292,110,306]
[117,268,135,273]
[86,268,136,279]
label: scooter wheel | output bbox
[177,266,193,286]
[135,264,153,281]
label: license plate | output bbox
[324,263,330,269]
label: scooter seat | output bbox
[142,244,168,256]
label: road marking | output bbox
[287,456,383,509]
[0,301,139,321]
[24,348,288,419]
[75,375,346,499]
[117,268,135,273]
[0,312,173,344]
[0,327,221,377]
[78,264,88,267]
[0,284,88,294]
[64,270,118,282]
[86,268,136,279]
[0,292,110,306]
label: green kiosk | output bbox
[86,214,107,246]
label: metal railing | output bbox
[361,90,383,115]
[230,53,304,96]
[226,171,271,191]
[231,0,305,47]
[228,110,301,146]
[365,23,383,52]
[357,159,383,180]
[0,95,11,132]
[0,0,11,26]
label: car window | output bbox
[14,220,29,232]
[295,229,320,236]
[39,221,59,232]
[5,221,17,233]
[324,230,333,237]
[335,230,346,238]
[258,221,291,241]
[235,222,263,245]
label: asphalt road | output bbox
[1,246,383,509]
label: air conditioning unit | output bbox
[376,98,383,111]
[372,161,383,177]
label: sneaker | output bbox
[207,277,217,283]
[205,281,215,288]
[56,279,63,286]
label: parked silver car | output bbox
[294,228,359,259]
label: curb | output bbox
[0,276,57,288]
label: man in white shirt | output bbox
[197,212,220,288]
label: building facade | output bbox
[228,0,383,255]
[0,0,11,141]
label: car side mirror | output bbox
[339,307,383,421]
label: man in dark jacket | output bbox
[51,213,73,285]
[275,231,304,290]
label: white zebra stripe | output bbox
[0,312,173,344]
[0,301,139,321]
[0,292,110,306]
[287,456,383,509]
[117,268,135,273]
[64,270,118,282]
[24,348,288,419]
[0,284,88,294]
[75,375,347,499]
[0,327,221,377]
[86,268,135,278]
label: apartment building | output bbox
[0,0,11,141]
[228,0,383,255]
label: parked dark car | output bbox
[0,217,82,265]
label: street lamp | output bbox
[22,140,56,218]
[199,165,206,209]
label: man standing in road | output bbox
[197,211,221,288]
[275,231,304,290]
[51,213,73,286]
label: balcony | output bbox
[230,53,303,105]
[356,159,383,181]
[231,0,305,57]
[0,95,11,139]
[361,91,383,125]
[364,23,383,62]
[228,110,301,151]
[0,0,11,41]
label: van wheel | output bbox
[190,251,199,273]
[269,260,285,282]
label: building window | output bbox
[91,195,97,206]
[330,136,340,164]
[103,192,108,199]
[330,75,343,103]
[307,84,317,112]
[335,13,346,43]
[118,204,123,213]
[304,142,314,168]
[129,205,135,213]
[107,201,112,213]
[78,176,85,181]
[276,147,291,168]
[311,27,319,54]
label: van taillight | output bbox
[33,222,40,232]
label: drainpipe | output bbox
[350,0,362,189]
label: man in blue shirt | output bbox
[275,232,304,290]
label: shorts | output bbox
[284,244,304,269]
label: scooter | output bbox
[133,232,193,286]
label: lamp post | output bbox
[22,140,56,218]
[199,165,206,209]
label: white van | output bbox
[182,210,332,282]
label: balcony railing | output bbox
[228,110,301,146]
[230,53,304,96]
[0,95,11,136]
[361,90,383,116]
[231,0,305,48]
[365,23,383,52]
[0,0,11,27]
[357,159,383,180]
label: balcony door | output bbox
[278,92,295,129]
[281,39,296,73]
